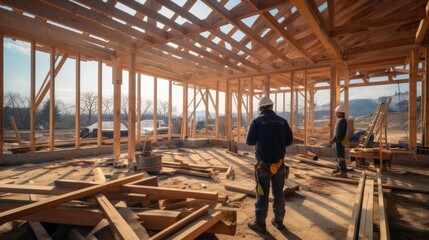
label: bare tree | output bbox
[4,92,30,128]
[121,96,128,120]
[102,97,113,119]
[141,99,153,118]
[158,100,169,118]
[81,91,98,126]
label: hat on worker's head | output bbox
[258,96,274,108]
[335,105,346,113]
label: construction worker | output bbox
[246,96,293,233]
[324,105,348,178]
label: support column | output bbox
[181,80,188,139]
[153,77,158,142]
[30,42,36,153]
[205,86,209,134]
[409,49,418,150]
[304,71,308,146]
[290,72,295,129]
[113,57,124,157]
[264,75,270,97]
[249,77,254,122]
[137,73,141,143]
[49,47,55,152]
[283,92,286,119]
[275,93,278,113]
[0,35,3,154]
[237,79,242,142]
[168,80,172,141]
[424,48,429,147]
[225,80,231,140]
[128,53,136,160]
[75,54,80,150]
[97,59,103,147]
[344,68,350,119]
[215,81,219,139]
[309,88,315,133]
[192,84,197,138]
[330,66,340,138]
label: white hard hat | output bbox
[335,105,346,113]
[258,96,274,108]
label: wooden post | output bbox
[0,35,3,155]
[205,86,209,135]
[192,84,197,138]
[344,68,350,119]
[283,92,286,119]
[168,80,172,141]
[75,54,80,150]
[424,48,429,147]
[225,80,230,140]
[309,88,315,133]
[153,77,158,143]
[249,77,254,122]
[264,75,270,97]
[30,42,36,153]
[128,53,136,160]
[290,72,295,129]
[330,66,340,138]
[181,80,188,139]
[304,71,308,146]
[137,73,142,143]
[113,57,123,157]
[237,79,242,142]
[409,49,418,150]
[215,81,219,139]
[97,59,103,147]
[49,47,55,152]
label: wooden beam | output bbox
[95,193,140,240]
[346,172,366,240]
[330,67,340,137]
[75,54,80,150]
[137,73,142,143]
[291,0,342,62]
[0,35,3,155]
[409,49,418,150]
[9,116,23,146]
[264,76,270,97]
[182,80,188,139]
[113,57,126,157]
[249,78,254,122]
[97,59,103,147]
[416,1,429,44]
[359,179,374,240]
[153,77,158,142]
[49,47,55,152]
[290,72,295,129]
[0,174,144,224]
[128,53,136,160]
[150,205,210,240]
[215,81,219,139]
[377,173,390,240]
[168,79,173,141]
[425,48,429,147]
[30,42,36,153]
[304,71,308,145]
[168,210,223,239]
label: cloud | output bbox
[4,40,30,56]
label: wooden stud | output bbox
[237,79,242,142]
[249,77,254,123]
[346,171,366,240]
[215,81,219,139]
[283,92,286,119]
[153,76,158,143]
[0,35,3,155]
[97,59,103,147]
[128,53,136,160]
[330,66,340,138]
[168,79,172,141]
[137,73,142,143]
[377,172,390,240]
[30,42,36,153]
[309,89,315,133]
[205,86,209,134]
[264,75,270,97]
[359,179,374,240]
[181,79,188,139]
[304,71,308,146]
[424,48,429,147]
[416,0,429,44]
[113,57,124,157]
[409,49,418,150]
[290,72,295,129]
[192,84,197,138]
[75,54,80,150]
[49,47,55,152]
[95,193,140,240]
[0,174,144,224]
[344,68,350,119]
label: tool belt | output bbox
[255,159,289,179]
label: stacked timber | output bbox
[0,173,236,239]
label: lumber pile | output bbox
[161,160,233,179]
[0,173,237,239]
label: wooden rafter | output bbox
[416,0,429,43]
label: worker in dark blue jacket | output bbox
[246,96,293,233]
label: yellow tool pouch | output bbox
[269,159,284,175]
[341,137,350,147]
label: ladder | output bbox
[358,98,391,148]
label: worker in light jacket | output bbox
[324,105,348,178]
[246,96,293,233]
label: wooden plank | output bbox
[346,171,366,240]
[150,205,210,240]
[0,173,144,224]
[425,48,429,147]
[9,116,23,146]
[162,199,216,210]
[121,185,218,201]
[168,79,172,141]
[75,54,80,150]
[113,57,124,156]
[409,49,418,150]
[128,52,136,160]
[97,59,103,147]
[215,81,219,139]
[153,76,158,143]
[290,72,295,129]
[285,155,336,169]
[168,210,223,239]
[49,47,55,152]
[28,180,53,240]
[93,167,106,183]
[30,41,36,153]
[377,173,390,240]
[304,71,308,145]
[0,34,3,155]
[359,179,374,240]
[416,1,429,43]
[95,193,141,240]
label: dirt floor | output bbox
[0,146,428,239]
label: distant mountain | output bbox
[315,99,378,119]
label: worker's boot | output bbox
[271,218,286,230]
[334,172,347,178]
[248,220,266,233]
[332,167,339,174]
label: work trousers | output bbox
[254,162,285,225]
[335,142,347,172]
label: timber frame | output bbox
[1,0,429,158]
